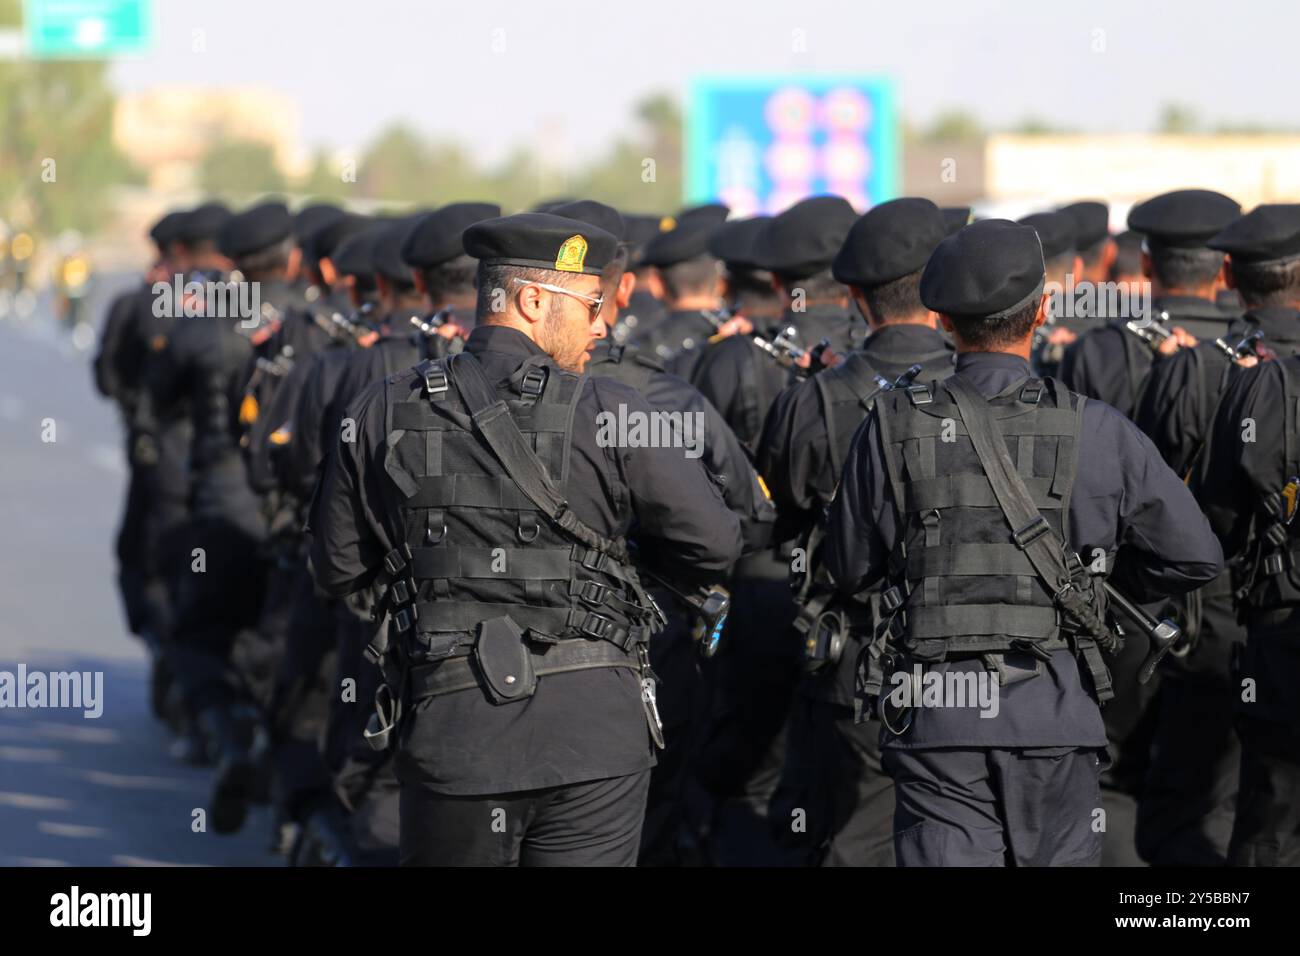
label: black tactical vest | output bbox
[1245,356,1300,618]
[876,376,1088,662]
[587,343,663,394]
[379,352,658,688]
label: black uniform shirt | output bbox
[825,351,1224,749]
[586,339,775,553]
[309,324,743,794]
[692,304,864,458]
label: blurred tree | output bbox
[922,109,984,142]
[567,93,683,214]
[1009,116,1071,135]
[298,149,353,201]
[0,0,136,234]
[1158,103,1200,134]
[357,124,432,201]
[197,140,286,199]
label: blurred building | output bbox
[113,87,309,193]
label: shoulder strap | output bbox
[444,352,629,563]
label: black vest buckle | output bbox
[382,545,411,577]
[1012,515,1051,549]
[1263,552,1287,577]
[517,514,540,543]
[578,547,607,573]
[393,605,417,633]
[881,585,905,613]
[906,384,933,406]
[578,580,609,608]
[519,366,547,402]
[580,611,615,640]
[1020,381,1044,405]
[421,361,449,398]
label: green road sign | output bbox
[23,0,152,58]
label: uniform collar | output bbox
[1153,293,1227,320]
[465,323,550,360]
[1242,305,1300,347]
[865,322,950,353]
[954,351,1032,375]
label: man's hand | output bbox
[1157,326,1197,355]
[714,315,753,338]
[436,320,468,341]
[1047,326,1078,346]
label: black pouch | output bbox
[474,616,537,704]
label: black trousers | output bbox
[883,746,1104,867]
[1135,593,1242,865]
[770,697,895,866]
[1228,716,1300,866]
[399,771,651,866]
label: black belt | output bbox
[408,638,638,700]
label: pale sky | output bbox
[109,0,1296,166]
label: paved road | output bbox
[0,281,278,866]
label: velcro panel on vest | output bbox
[902,475,1057,511]
[403,474,537,510]
[391,400,574,434]
[890,404,1077,439]
[411,546,573,580]
[907,605,1060,639]
[906,544,1037,577]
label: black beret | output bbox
[307,213,370,263]
[833,198,946,288]
[920,219,1046,318]
[1059,201,1110,249]
[623,214,665,250]
[148,210,188,248]
[175,202,231,244]
[218,201,292,260]
[641,204,730,267]
[751,195,859,278]
[373,216,427,282]
[709,216,772,270]
[462,213,618,276]
[1208,204,1300,263]
[1018,211,1078,260]
[401,203,501,269]
[940,207,971,236]
[331,222,385,279]
[548,200,625,242]
[293,203,345,244]
[1127,189,1240,248]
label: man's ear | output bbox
[1223,257,1238,292]
[287,246,303,281]
[938,313,956,338]
[412,271,428,297]
[1215,256,1230,292]
[1101,238,1118,275]
[514,281,547,325]
[1141,249,1153,281]
[617,270,636,309]
[1035,291,1051,327]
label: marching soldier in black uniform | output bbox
[309,212,742,865]
[1190,203,1300,866]
[1062,192,1240,418]
[710,216,782,333]
[628,203,731,379]
[1020,209,1082,378]
[1129,203,1300,865]
[759,198,955,866]
[149,202,300,830]
[614,213,670,345]
[686,195,862,866]
[825,218,1224,866]
[553,198,774,863]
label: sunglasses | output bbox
[511,277,604,318]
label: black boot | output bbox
[198,705,255,835]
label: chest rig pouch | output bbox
[867,374,1119,706]
[378,350,663,719]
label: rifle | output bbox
[1212,329,1265,361]
[1123,317,1175,351]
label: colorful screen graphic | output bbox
[686,75,898,216]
